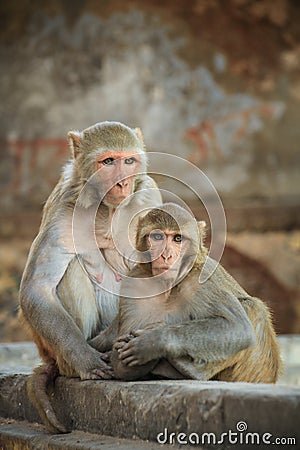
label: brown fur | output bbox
[19,121,162,433]
[92,203,283,383]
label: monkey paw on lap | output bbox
[115,325,167,367]
[19,121,162,433]
[95,203,283,383]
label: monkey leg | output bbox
[172,358,229,381]
[89,317,118,353]
[150,354,221,380]
[151,359,187,379]
[28,363,68,434]
[153,356,232,381]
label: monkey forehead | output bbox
[141,205,196,229]
[81,122,145,153]
[97,151,141,161]
[142,222,197,240]
[150,228,179,234]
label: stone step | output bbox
[0,371,299,447]
[0,419,173,450]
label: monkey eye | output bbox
[150,232,164,241]
[101,157,115,165]
[174,234,183,243]
[124,157,136,164]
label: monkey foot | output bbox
[114,333,135,347]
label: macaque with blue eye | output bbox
[149,229,187,279]
[96,154,140,209]
[19,121,162,433]
[90,202,282,384]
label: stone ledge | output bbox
[0,419,172,450]
[0,372,299,446]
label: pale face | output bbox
[96,152,140,206]
[148,229,190,282]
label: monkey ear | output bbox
[198,220,206,230]
[135,128,144,146]
[68,131,82,159]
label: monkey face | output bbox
[96,152,141,206]
[135,203,203,289]
[148,229,190,281]
[68,122,147,208]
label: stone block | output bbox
[0,372,299,446]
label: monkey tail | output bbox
[27,363,68,434]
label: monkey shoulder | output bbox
[173,259,252,315]
[238,296,272,325]
[197,258,271,319]
[208,260,270,312]
[200,257,249,297]
[21,206,79,291]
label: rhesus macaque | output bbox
[19,121,162,432]
[92,203,282,383]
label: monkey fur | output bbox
[91,203,283,383]
[19,121,162,433]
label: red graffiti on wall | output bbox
[185,120,221,163]
[185,102,283,165]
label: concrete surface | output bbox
[0,342,41,375]
[0,419,175,450]
[1,2,300,211]
[277,334,300,386]
[0,373,299,445]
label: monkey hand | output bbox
[78,349,114,380]
[114,328,165,367]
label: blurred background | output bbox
[0,0,299,342]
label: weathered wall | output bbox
[1,1,300,339]
[0,0,299,211]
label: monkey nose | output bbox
[117,179,128,188]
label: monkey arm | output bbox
[90,320,160,380]
[20,234,113,380]
[117,294,256,368]
[89,317,119,352]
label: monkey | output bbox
[90,203,283,383]
[19,121,162,433]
